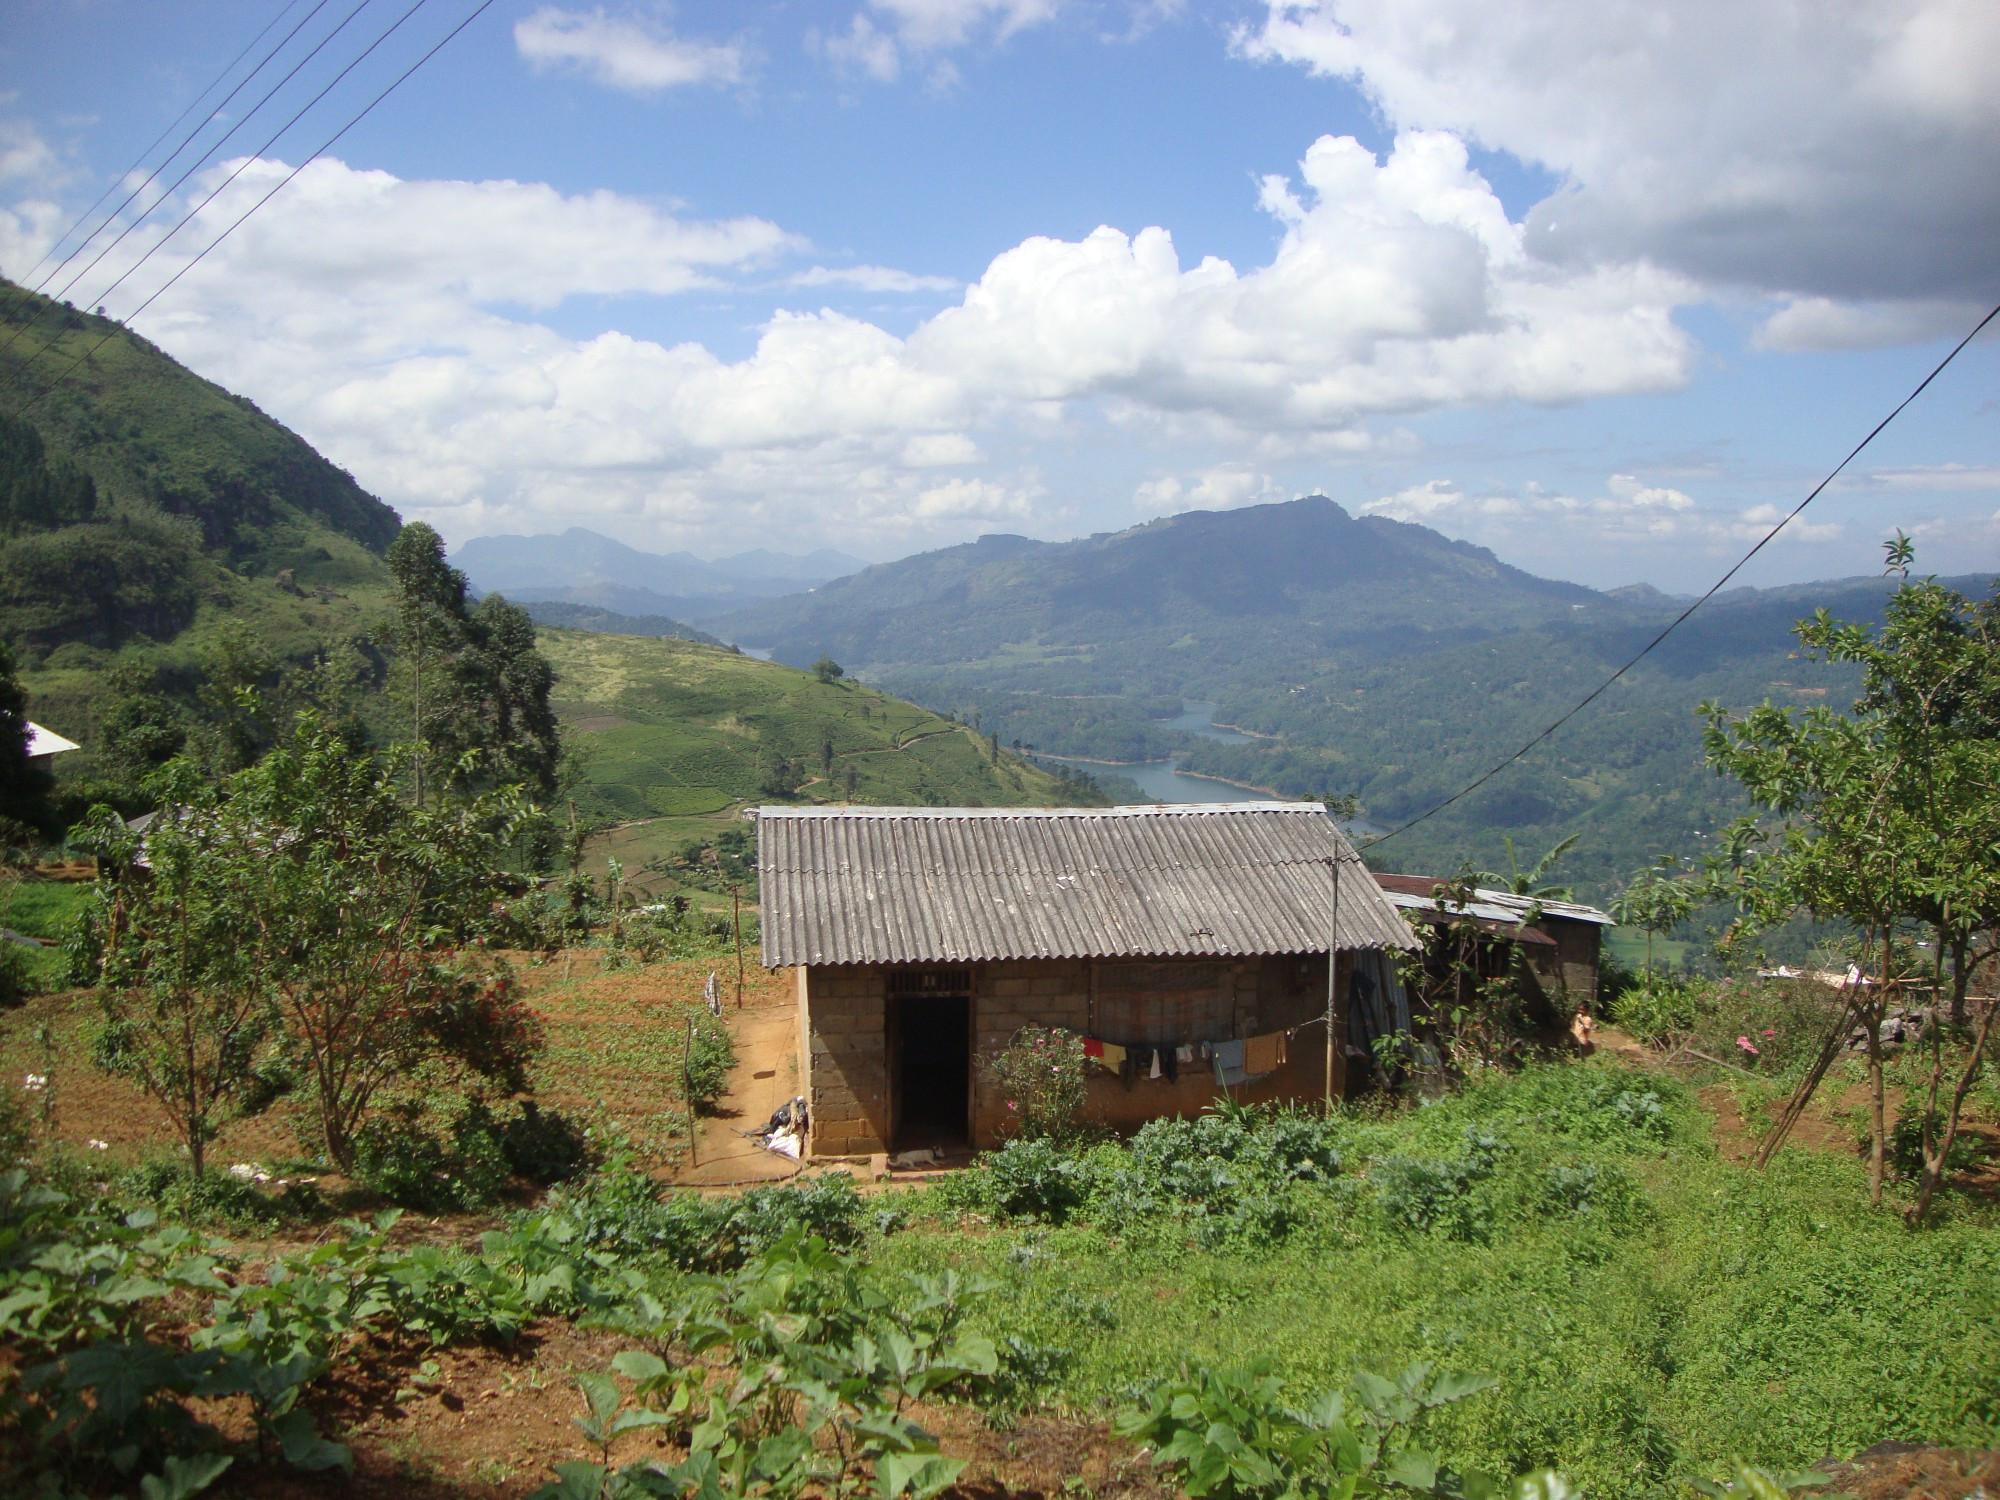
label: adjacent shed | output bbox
[1371,873,1613,1013]
[758,802,1418,1158]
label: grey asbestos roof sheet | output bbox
[757,802,1418,968]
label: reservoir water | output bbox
[1047,701,1281,805]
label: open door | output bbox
[888,969,972,1151]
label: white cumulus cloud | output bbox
[1362,474,1845,548]
[0,136,1697,551]
[1240,0,2000,337]
[515,8,744,92]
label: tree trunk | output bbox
[1865,928,1891,1207]
[1911,991,2000,1222]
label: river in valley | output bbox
[1047,701,1282,805]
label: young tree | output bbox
[74,768,266,1176]
[80,717,545,1173]
[1610,858,1697,978]
[1700,542,2000,1212]
[226,719,544,1169]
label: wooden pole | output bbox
[684,1014,699,1167]
[1325,852,1341,1112]
[732,884,745,1008]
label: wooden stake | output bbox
[684,1014,699,1167]
[732,884,745,1008]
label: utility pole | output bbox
[732,882,745,1008]
[683,1014,699,1167]
[1324,850,1342,1112]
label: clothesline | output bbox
[1082,1030,1290,1088]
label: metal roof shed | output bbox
[757,803,1417,1160]
[758,802,1416,968]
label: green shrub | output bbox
[980,1025,1087,1140]
[497,1100,596,1184]
[116,1159,280,1227]
[684,1013,736,1115]
[1373,1128,1503,1242]
[547,1157,864,1269]
[353,1106,512,1212]
[1608,976,1712,1045]
[979,1136,1094,1222]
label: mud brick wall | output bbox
[803,966,888,1157]
[971,959,1090,1147]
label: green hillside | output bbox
[720,498,1995,899]
[1,278,403,773]
[0,277,1100,851]
[540,627,1101,878]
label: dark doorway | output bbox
[888,970,972,1150]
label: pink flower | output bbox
[1736,1036,1761,1056]
[1761,1029,1776,1038]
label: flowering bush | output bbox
[979,1026,1087,1140]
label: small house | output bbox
[1371,873,1612,1017]
[757,802,1418,1159]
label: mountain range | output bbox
[712,498,1993,900]
[452,528,866,624]
[0,276,1076,843]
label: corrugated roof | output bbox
[758,802,1418,967]
[25,722,79,759]
[1373,872,1614,928]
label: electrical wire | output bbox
[6,0,500,424]
[2,0,378,363]
[1358,299,2000,855]
[13,0,330,298]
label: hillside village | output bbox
[3,3,2000,1494]
[2,271,1998,1500]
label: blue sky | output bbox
[3,0,1996,591]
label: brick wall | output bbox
[803,951,1360,1156]
[971,959,1090,1146]
[803,966,888,1157]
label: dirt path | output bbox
[676,983,805,1187]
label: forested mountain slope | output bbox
[720,497,1993,898]
[0,278,1093,830]
[1,278,405,778]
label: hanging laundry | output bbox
[1210,1037,1247,1088]
[1148,1047,1163,1080]
[1176,1043,1195,1066]
[1094,1040,1126,1073]
[1162,1045,1180,1083]
[1083,1038,1105,1059]
[1243,1031,1287,1078]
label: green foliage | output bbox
[1606,975,1713,1046]
[548,1155,865,1270]
[0,1167,349,1492]
[536,1233,1000,1500]
[979,1024,1087,1140]
[1115,1358,1523,1499]
[684,1013,737,1115]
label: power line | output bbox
[4,0,429,388]
[5,0,377,358]
[14,0,328,297]
[1359,299,2000,856]
[7,0,500,424]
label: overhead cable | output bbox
[7,0,500,423]
[2,0,379,366]
[13,0,330,299]
[1359,299,2000,855]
